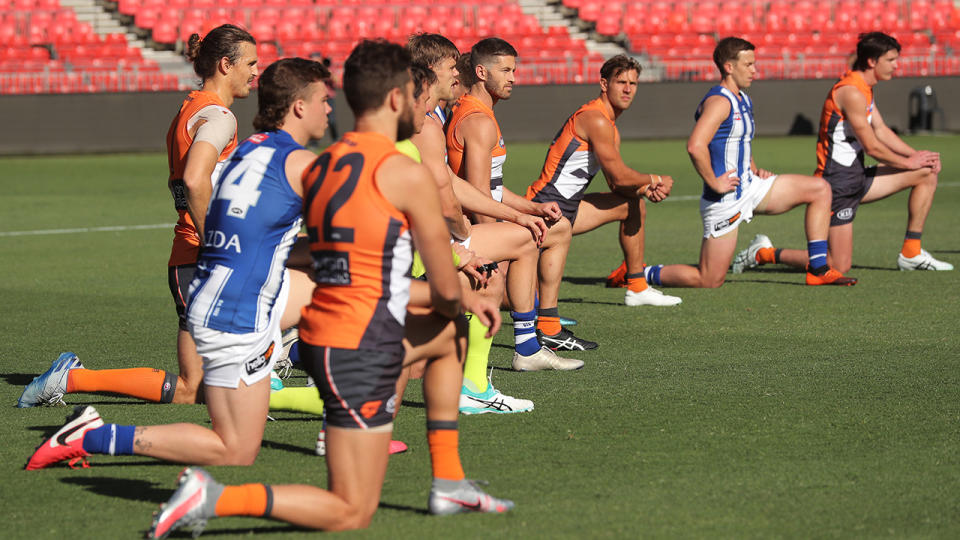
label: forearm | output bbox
[183,175,212,238]
[453,178,521,221]
[438,183,471,241]
[689,148,721,192]
[500,188,539,213]
[874,125,915,158]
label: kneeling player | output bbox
[148,41,512,538]
[642,37,856,288]
[25,58,334,475]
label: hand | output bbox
[461,289,501,338]
[754,168,774,179]
[534,201,562,222]
[713,168,740,194]
[514,213,546,246]
[644,174,674,202]
[906,151,939,171]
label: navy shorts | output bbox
[167,264,196,331]
[825,164,877,226]
[299,343,401,429]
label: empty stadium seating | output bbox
[575,0,960,81]
[0,0,179,93]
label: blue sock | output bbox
[511,309,540,356]
[82,424,136,456]
[644,264,663,286]
[807,240,828,270]
[288,341,300,365]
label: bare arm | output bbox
[411,122,471,241]
[581,110,667,198]
[686,95,739,194]
[837,86,937,170]
[460,114,499,224]
[181,140,219,239]
[450,172,547,244]
[378,155,461,318]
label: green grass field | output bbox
[2,135,958,539]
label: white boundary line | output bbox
[0,223,174,238]
[1,182,957,238]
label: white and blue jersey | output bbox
[187,129,304,334]
[697,85,755,203]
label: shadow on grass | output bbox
[60,476,171,503]
[187,526,297,537]
[401,400,424,409]
[728,278,807,286]
[379,501,429,515]
[260,439,315,457]
[563,276,605,286]
[2,373,38,386]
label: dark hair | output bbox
[470,37,518,73]
[853,32,901,71]
[343,39,412,116]
[600,54,642,81]
[411,62,438,99]
[185,24,256,81]
[407,33,459,68]
[455,51,476,87]
[713,37,755,77]
[253,57,330,132]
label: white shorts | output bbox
[700,174,777,238]
[189,269,290,388]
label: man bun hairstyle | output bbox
[343,39,413,116]
[185,24,256,81]
[253,57,331,132]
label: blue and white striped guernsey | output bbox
[186,129,304,334]
[696,85,755,203]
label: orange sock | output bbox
[756,247,777,265]
[214,484,271,517]
[67,368,177,403]
[427,421,465,481]
[901,238,922,258]
[626,274,648,293]
[537,315,561,336]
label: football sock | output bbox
[536,307,561,336]
[82,423,135,456]
[644,264,663,286]
[268,387,324,416]
[807,240,829,271]
[287,341,301,365]
[756,247,778,265]
[902,231,922,258]
[511,309,539,356]
[462,313,491,394]
[214,484,273,518]
[426,420,465,481]
[626,272,648,293]
[67,368,178,403]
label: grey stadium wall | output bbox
[1,76,957,155]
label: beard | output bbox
[396,104,416,141]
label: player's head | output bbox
[470,38,517,100]
[599,55,642,112]
[253,57,331,138]
[713,37,756,88]
[186,24,258,97]
[343,39,416,141]
[407,33,460,102]
[411,62,438,134]
[451,51,474,101]
[853,32,901,80]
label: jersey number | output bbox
[216,146,275,219]
[304,152,365,285]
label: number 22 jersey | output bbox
[299,132,413,355]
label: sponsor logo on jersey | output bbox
[248,133,268,144]
[312,250,351,285]
[498,136,505,148]
[245,341,275,375]
[205,229,242,253]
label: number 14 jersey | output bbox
[299,132,413,355]
[186,130,304,334]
